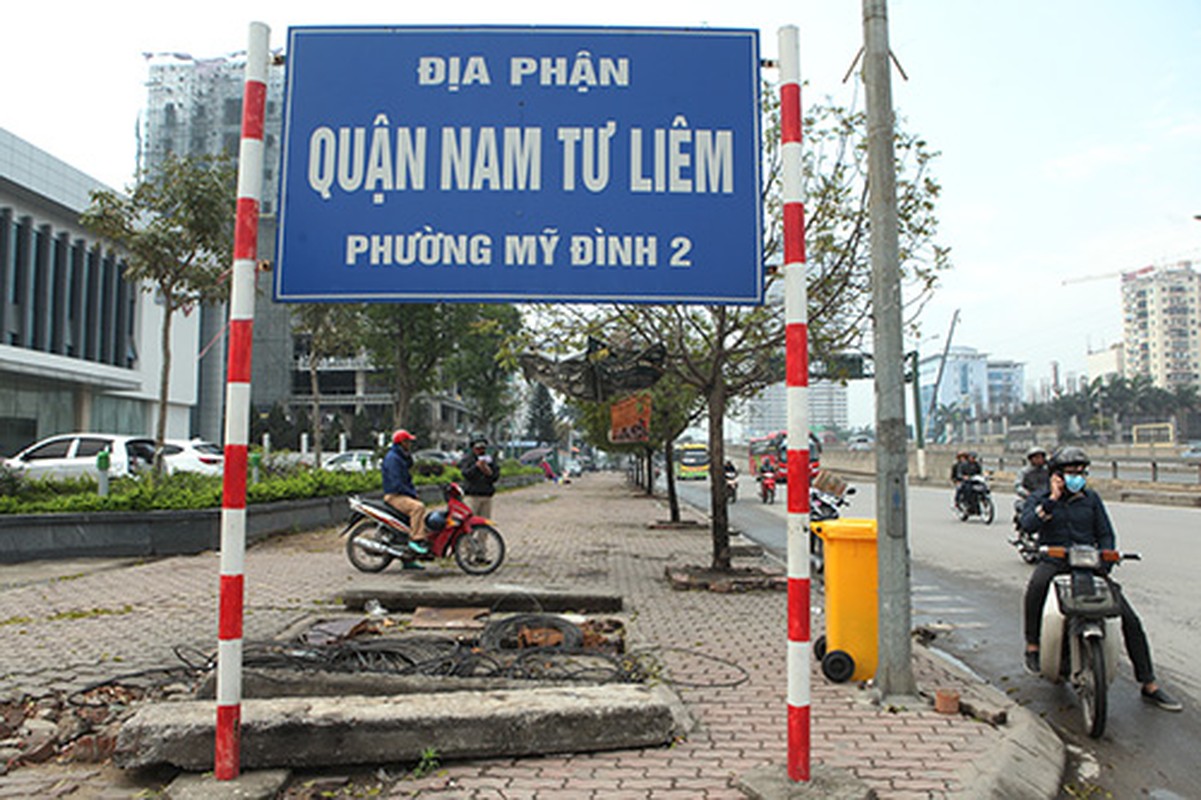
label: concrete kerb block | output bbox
[164,769,291,800]
[918,647,1065,800]
[117,684,692,771]
[738,763,877,800]
[340,584,624,614]
[951,701,1065,800]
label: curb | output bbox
[922,647,1065,799]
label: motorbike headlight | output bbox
[1067,546,1100,569]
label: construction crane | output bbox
[1060,265,1156,286]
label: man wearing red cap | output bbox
[381,429,429,555]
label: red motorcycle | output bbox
[758,469,778,504]
[341,483,505,575]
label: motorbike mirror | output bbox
[845,486,857,495]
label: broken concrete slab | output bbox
[341,584,623,613]
[117,684,690,771]
[194,667,584,700]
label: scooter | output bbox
[953,474,995,524]
[341,482,505,575]
[724,473,738,504]
[1036,543,1138,738]
[758,470,778,504]
[809,485,856,575]
[1010,494,1039,564]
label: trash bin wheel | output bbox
[814,635,827,661]
[822,650,856,683]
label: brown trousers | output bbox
[466,494,493,519]
[383,494,427,540]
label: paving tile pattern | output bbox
[0,472,1007,798]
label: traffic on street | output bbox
[671,472,1201,800]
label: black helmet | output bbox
[425,510,448,532]
[1049,446,1090,471]
[1025,446,1048,461]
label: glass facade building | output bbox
[0,127,200,456]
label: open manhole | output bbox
[235,609,639,687]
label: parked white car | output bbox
[3,433,156,480]
[160,439,224,476]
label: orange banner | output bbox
[610,394,651,443]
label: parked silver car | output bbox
[322,449,379,472]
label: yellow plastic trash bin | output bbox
[811,518,878,683]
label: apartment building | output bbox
[1121,262,1201,389]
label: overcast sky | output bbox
[5,1,1199,427]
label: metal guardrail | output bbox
[980,455,1201,486]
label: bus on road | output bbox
[748,431,823,480]
[749,431,787,478]
[676,442,710,480]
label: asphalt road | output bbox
[671,475,1201,800]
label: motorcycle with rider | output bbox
[1019,446,1182,736]
[1011,445,1049,563]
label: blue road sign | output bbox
[275,26,762,304]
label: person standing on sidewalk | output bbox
[381,429,429,555]
[1019,446,1182,711]
[457,433,500,519]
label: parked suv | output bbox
[4,433,156,480]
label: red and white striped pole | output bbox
[215,21,269,781]
[779,25,812,783]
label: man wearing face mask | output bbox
[1019,446,1182,711]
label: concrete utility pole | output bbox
[862,0,916,697]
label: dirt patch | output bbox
[664,564,786,593]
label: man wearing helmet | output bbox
[1015,446,1050,499]
[1018,446,1182,711]
[381,429,430,556]
[950,450,982,511]
[457,433,500,518]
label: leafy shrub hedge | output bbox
[0,458,538,515]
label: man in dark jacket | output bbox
[951,451,982,511]
[1015,446,1050,498]
[381,429,429,555]
[1019,446,1181,710]
[457,433,500,518]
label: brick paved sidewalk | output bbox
[0,471,1054,799]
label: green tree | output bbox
[445,304,524,440]
[362,304,472,429]
[525,383,558,445]
[251,403,295,450]
[81,154,235,472]
[293,303,364,468]
[573,373,703,516]
[510,94,949,571]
